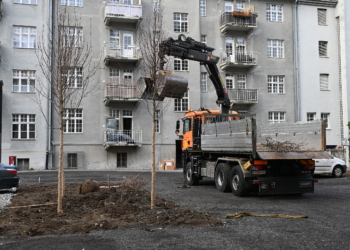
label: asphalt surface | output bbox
[1,170,350,250]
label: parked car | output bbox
[0,164,19,192]
[313,154,347,178]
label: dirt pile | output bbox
[0,182,222,237]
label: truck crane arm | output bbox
[160,34,232,114]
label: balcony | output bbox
[104,44,141,66]
[220,11,258,34]
[104,1,142,27]
[104,130,142,150]
[104,79,142,105]
[220,51,257,70]
[228,89,258,104]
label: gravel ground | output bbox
[1,170,350,250]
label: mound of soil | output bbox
[0,182,222,237]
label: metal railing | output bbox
[104,130,142,144]
[105,79,141,99]
[228,89,258,103]
[105,44,140,59]
[221,51,257,64]
[105,1,142,18]
[220,12,257,27]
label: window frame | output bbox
[63,109,83,133]
[321,113,330,129]
[63,26,83,47]
[320,74,329,91]
[319,41,328,57]
[267,39,284,58]
[200,0,206,16]
[318,8,327,26]
[174,91,189,112]
[307,112,316,122]
[67,153,78,169]
[174,58,189,71]
[12,114,36,139]
[266,4,283,22]
[12,70,36,93]
[201,72,207,92]
[268,111,285,124]
[61,0,83,7]
[14,0,37,4]
[62,67,83,88]
[13,26,37,48]
[267,75,285,94]
[174,13,188,33]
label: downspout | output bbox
[45,0,53,170]
[293,0,301,122]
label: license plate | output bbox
[251,170,266,175]
[299,181,312,187]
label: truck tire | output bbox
[230,165,249,197]
[184,162,199,186]
[214,163,231,192]
[332,165,344,178]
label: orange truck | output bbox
[158,34,330,196]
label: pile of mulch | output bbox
[0,182,222,237]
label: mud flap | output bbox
[257,176,314,195]
[141,71,188,100]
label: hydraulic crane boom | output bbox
[160,34,232,114]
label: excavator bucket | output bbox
[141,71,188,101]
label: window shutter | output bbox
[319,41,327,57]
[318,9,327,25]
[320,74,329,90]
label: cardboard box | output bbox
[159,161,165,170]
[164,160,175,170]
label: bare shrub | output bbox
[121,175,149,192]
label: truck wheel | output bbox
[332,165,344,178]
[184,162,199,186]
[230,166,249,197]
[215,163,231,192]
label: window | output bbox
[225,1,233,12]
[307,113,316,122]
[174,59,188,71]
[67,154,78,169]
[155,110,160,133]
[174,13,188,32]
[319,41,328,57]
[320,74,329,91]
[268,112,285,124]
[175,91,188,112]
[201,35,207,43]
[266,4,283,22]
[61,0,83,7]
[200,0,206,16]
[64,109,83,133]
[62,67,83,88]
[267,40,284,58]
[63,27,83,47]
[321,113,330,128]
[14,0,37,4]
[13,26,36,48]
[109,109,120,130]
[318,9,327,25]
[110,30,120,49]
[201,73,207,92]
[13,70,35,92]
[268,75,284,94]
[109,69,120,84]
[236,1,245,12]
[226,73,234,89]
[237,74,246,89]
[117,153,127,168]
[12,114,35,139]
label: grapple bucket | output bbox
[141,71,188,101]
[159,71,188,99]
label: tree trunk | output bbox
[151,111,156,209]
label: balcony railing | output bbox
[104,1,142,26]
[228,89,258,103]
[220,11,258,33]
[104,130,142,149]
[104,79,142,104]
[220,51,257,70]
[104,44,141,66]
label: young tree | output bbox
[34,4,99,214]
[137,1,172,209]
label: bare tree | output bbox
[137,1,172,209]
[34,4,99,214]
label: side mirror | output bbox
[175,120,180,134]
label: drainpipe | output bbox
[45,0,53,170]
[293,0,301,122]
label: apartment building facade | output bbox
[0,0,344,170]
